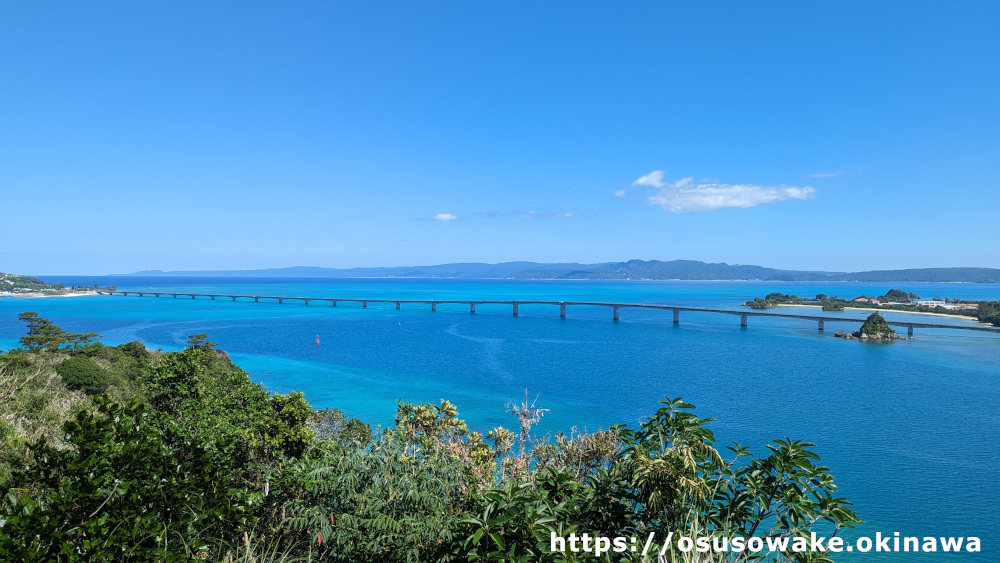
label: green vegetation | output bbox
[743,290,984,320]
[55,356,114,396]
[2,314,861,561]
[858,313,895,338]
[744,292,804,309]
[879,289,919,303]
[977,301,1000,327]
[0,273,112,295]
[0,273,66,294]
[18,311,100,352]
[835,313,900,342]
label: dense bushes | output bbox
[118,339,152,362]
[0,399,256,561]
[138,341,317,487]
[55,356,112,395]
[282,433,476,561]
[0,419,26,484]
[880,289,919,302]
[977,300,1000,326]
[744,293,803,309]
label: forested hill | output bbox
[803,268,1000,283]
[128,262,609,279]
[515,260,803,280]
[124,261,1000,283]
[0,272,65,293]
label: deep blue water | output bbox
[2,277,997,561]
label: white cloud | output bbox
[632,170,665,188]
[645,176,816,213]
[614,189,627,198]
[808,170,844,178]
[432,213,458,221]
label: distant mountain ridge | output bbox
[128,262,609,279]
[123,260,1000,283]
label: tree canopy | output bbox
[17,312,99,352]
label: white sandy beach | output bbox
[776,303,984,322]
[0,291,99,299]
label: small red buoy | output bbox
[316,335,320,345]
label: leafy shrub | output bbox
[0,418,28,483]
[977,300,1000,326]
[135,347,317,492]
[23,393,49,418]
[0,399,256,561]
[454,397,862,561]
[745,297,776,309]
[73,341,111,359]
[744,293,802,309]
[764,292,802,304]
[117,340,151,363]
[458,468,606,562]
[342,418,374,445]
[616,399,860,545]
[310,407,373,446]
[282,430,474,562]
[55,356,111,396]
[0,349,32,370]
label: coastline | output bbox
[776,303,984,322]
[0,291,98,299]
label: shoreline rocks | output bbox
[834,330,903,341]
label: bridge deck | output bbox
[96,291,1000,335]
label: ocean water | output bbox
[2,277,998,561]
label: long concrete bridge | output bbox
[95,291,1000,338]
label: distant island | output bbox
[0,272,112,297]
[121,260,1000,283]
[1,273,66,294]
[743,290,1000,327]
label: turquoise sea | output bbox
[2,277,997,561]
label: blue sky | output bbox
[2,1,998,275]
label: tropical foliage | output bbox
[743,293,804,309]
[878,289,919,303]
[976,300,1000,327]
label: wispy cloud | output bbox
[520,210,581,219]
[808,170,843,178]
[432,213,458,221]
[478,208,581,220]
[643,176,816,213]
[632,170,665,188]
[614,189,627,198]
